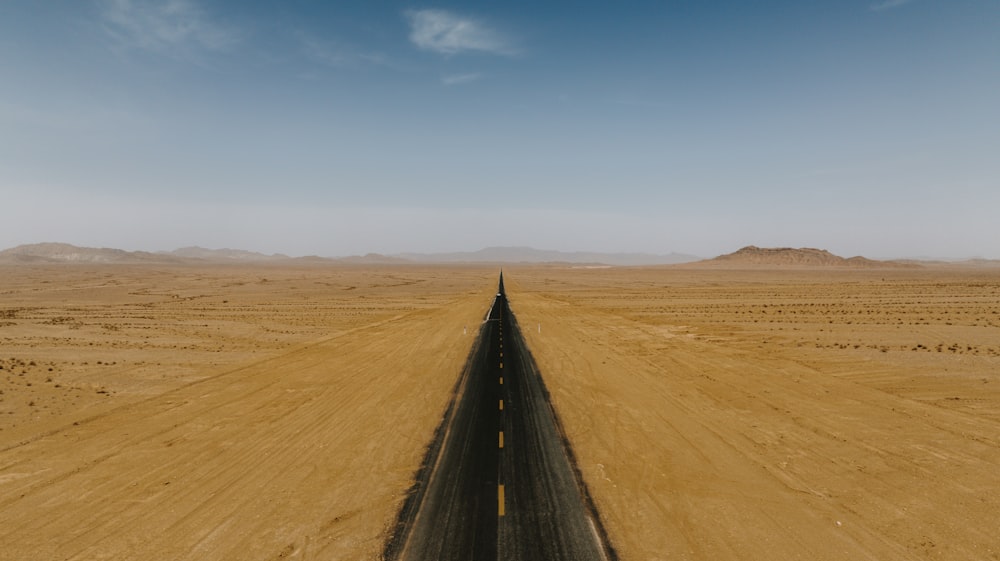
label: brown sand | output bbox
[509,266,1000,560]
[0,264,494,560]
[2,264,999,559]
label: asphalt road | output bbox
[385,273,616,561]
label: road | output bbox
[385,273,616,561]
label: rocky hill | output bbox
[692,246,914,268]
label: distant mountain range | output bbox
[0,243,698,266]
[2,242,998,268]
[0,242,184,264]
[168,246,291,261]
[398,246,699,266]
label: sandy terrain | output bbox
[2,264,999,559]
[0,264,494,560]
[508,266,1000,560]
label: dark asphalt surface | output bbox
[385,273,616,561]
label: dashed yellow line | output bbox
[498,485,505,516]
[499,431,504,448]
[499,376,503,385]
[499,399,504,411]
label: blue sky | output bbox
[2,0,998,258]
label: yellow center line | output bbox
[499,376,503,385]
[499,431,504,448]
[499,399,504,411]
[498,485,505,516]
[500,362,503,369]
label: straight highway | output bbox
[385,273,616,560]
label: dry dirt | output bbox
[2,264,999,560]
[507,266,1000,561]
[0,264,494,560]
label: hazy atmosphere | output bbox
[2,0,998,258]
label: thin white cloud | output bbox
[870,0,916,11]
[405,9,517,56]
[99,0,241,55]
[442,73,482,86]
[297,31,388,68]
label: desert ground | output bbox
[2,264,999,559]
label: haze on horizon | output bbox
[2,1,998,260]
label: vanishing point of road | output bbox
[384,273,617,561]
